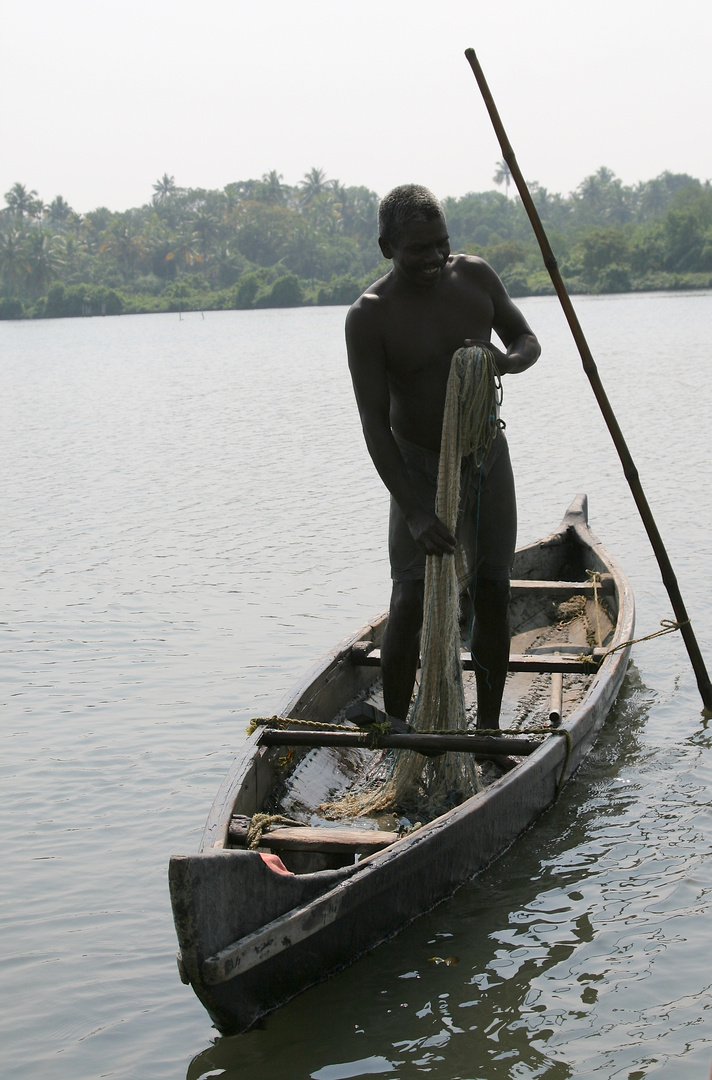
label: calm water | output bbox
[1,294,711,1079]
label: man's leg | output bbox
[470,577,511,730]
[463,434,516,731]
[380,579,424,721]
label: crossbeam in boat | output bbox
[228,821,398,854]
[257,729,542,756]
[351,647,604,674]
[509,576,614,596]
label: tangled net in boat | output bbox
[324,346,502,819]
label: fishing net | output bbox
[324,346,502,818]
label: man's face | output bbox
[380,214,451,288]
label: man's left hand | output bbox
[464,338,506,369]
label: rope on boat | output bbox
[245,812,304,849]
[570,569,688,667]
[247,712,392,751]
[579,618,691,666]
[246,715,341,736]
[587,570,604,648]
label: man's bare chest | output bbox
[382,295,495,377]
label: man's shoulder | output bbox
[346,271,394,326]
[447,253,510,300]
[449,252,499,280]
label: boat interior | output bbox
[219,521,620,877]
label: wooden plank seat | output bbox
[228,819,399,855]
[503,651,603,673]
[509,575,614,596]
[351,647,604,674]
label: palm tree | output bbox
[152,174,177,204]
[4,182,40,218]
[575,167,631,225]
[24,229,63,297]
[99,213,147,279]
[529,182,550,212]
[54,233,83,279]
[307,191,343,237]
[259,171,286,206]
[300,167,329,206]
[191,208,218,267]
[166,226,203,271]
[45,195,74,229]
[0,224,30,296]
[576,169,607,210]
[337,184,378,244]
[493,160,512,197]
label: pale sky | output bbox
[3,0,710,215]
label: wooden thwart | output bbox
[229,820,398,854]
[509,576,614,596]
[352,647,603,674]
[497,652,601,673]
[257,728,541,756]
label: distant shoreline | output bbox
[3,167,711,321]
[3,272,712,322]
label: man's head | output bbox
[378,185,445,249]
[378,185,450,288]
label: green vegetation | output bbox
[1,167,711,320]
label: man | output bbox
[346,184,540,730]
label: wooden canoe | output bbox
[169,494,634,1034]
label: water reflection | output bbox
[186,669,658,1079]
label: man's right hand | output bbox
[406,508,457,556]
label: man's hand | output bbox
[464,337,506,370]
[406,507,457,556]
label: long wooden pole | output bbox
[464,46,712,711]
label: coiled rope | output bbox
[245,813,304,849]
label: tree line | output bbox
[1,165,711,320]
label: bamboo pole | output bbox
[464,47,712,711]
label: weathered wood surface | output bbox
[352,648,605,674]
[509,575,614,596]
[228,821,399,853]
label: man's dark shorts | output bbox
[389,432,517,584]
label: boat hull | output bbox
[169,495,635,1033]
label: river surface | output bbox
[1,294,711,1079]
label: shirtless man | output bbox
[346,184,540,729]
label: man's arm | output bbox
[345,299,456,556]
[466,261,541,375]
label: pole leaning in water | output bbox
[464,47,712,711]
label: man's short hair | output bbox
[378,184,444,246]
